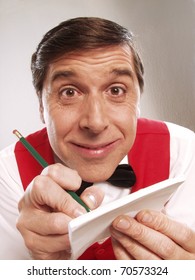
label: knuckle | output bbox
[18,197,24,212]
[42,164,82,190]
[160,240,176,258]
[24,236,36,251]
[125,238,138,255]
[30,175,50,205]
[46,163,61,179]
[181,225,194,243]
[16,219,36,251]
[32,252,52,260]
[152,214,167,231]
[59,196,73,213]
[16,217,22,232]
[32,175,46,190]
[47,214,66,233]
[16,213,28,234]
[31,175,48,196]
[131,223,145,240]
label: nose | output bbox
[79,95,109,134]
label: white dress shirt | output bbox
[0,122,194,259]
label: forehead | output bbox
[46,45,136,79]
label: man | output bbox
[0,17,195,260]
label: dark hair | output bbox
[31,17,144,101]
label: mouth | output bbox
[70,140,120,158]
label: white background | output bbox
[0,0,195,149]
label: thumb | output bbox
[80,185,105,210]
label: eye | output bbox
[106,86,126,98]
[60,87,80,98]
[110,86,125,96]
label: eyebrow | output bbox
[110,68,133,78]
[51,70,77,83]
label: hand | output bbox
[110,209,195,259]
[16,163,104,260]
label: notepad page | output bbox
[68,176,185,259]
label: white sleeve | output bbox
[167,122,195,178]
[164,122,195,230]
[0,144,31,259]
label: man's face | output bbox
[41,45,140,182]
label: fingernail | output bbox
[84,194,97,210]
[140,213,153,223]
[74,208,86,217]
[115,217,130,230]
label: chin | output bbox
[78,163,118,183]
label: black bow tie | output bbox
[76,164,136,196]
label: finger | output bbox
[80,185,105,210]
[30,250,70,260]
[111,237,134,260]
[26,175,87,218]
[136,210,195,253]
[20,231,71,254]
[41,163,82,191]
[110,228,161,260]
[17,209,71,236]
[112,214,193,259]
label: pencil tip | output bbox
[13,129,22,139]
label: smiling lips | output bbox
[71,140,120,158]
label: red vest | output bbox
[14,118,170,259]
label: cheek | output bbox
[47,110,74,137]
[116,105,137,145]
[42,99,74,140]
[114,100,138,126]
[122,116,137,143]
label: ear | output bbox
[39,97,45,124]
[136,103,141,118]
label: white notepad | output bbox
[68,176,185,259]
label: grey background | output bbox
[0,0,194,149]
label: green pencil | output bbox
[13,129,90,212]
